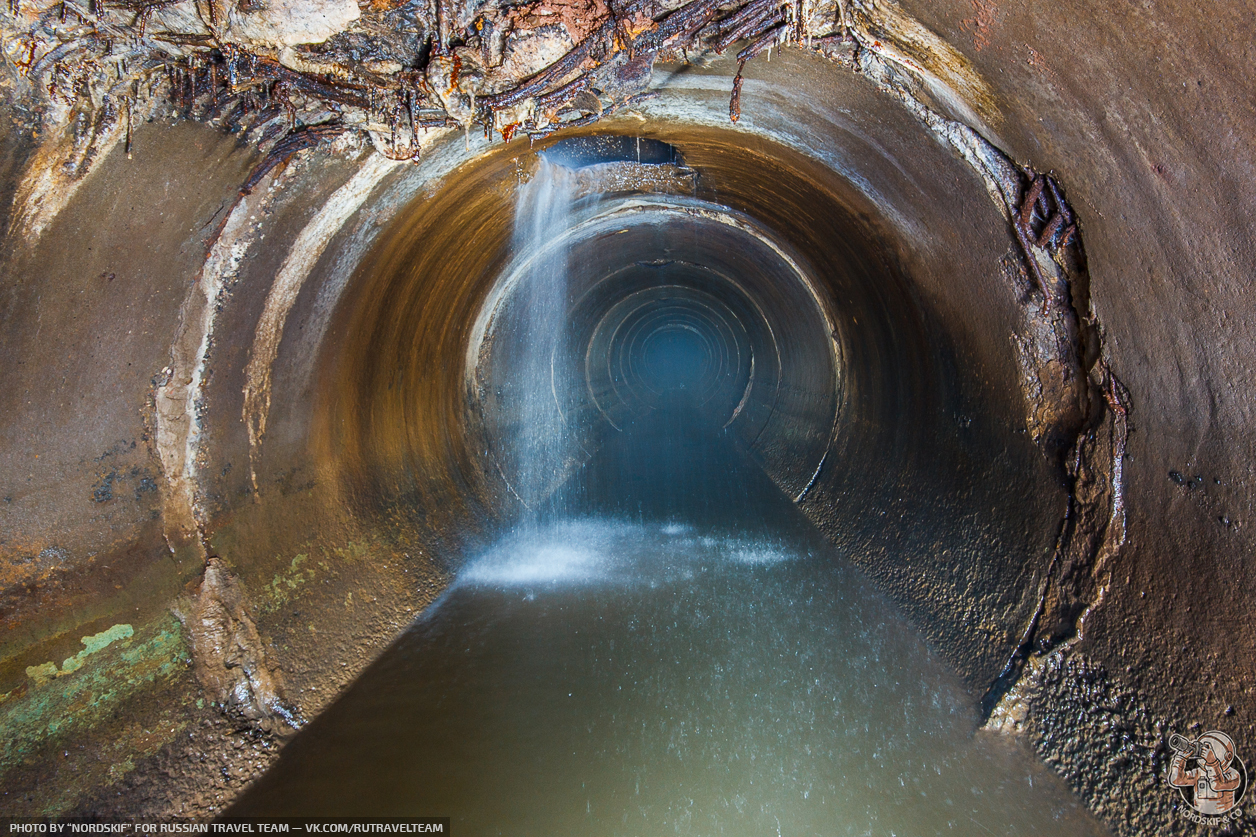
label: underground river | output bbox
[229,397,1108,835]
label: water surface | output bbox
[231,405,1107,837]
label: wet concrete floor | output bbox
[229,399,1109,836]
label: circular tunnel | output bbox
[1,8,1252,832]
[225,121,1101,829]
[316,100,1058,692]
[467,180,840,507]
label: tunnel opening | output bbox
[465,165,839,512]
[638,326,710,392]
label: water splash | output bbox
[458,518,796,588]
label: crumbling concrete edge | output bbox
[171,557,301,734]
[150,161,297,733]
[240,149,408,492]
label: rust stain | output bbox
[961,0,998,52]
[507,0,614,46]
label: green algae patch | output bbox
[23,661,59,684]
[25,624,136,683]
[263,553,313,612]
[329,539,372,563]
[1,615,188,772]
[258,539,383,614]
[79,623,134,656]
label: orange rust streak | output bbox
[447,53,461,94]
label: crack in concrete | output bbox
[153,175,276,554]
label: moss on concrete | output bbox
[0,615,188,776]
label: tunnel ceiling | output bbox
[1,0,1254,832]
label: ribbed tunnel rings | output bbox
[467,193,840,508]
[589,283,750,425]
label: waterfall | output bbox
[512,159,579,514]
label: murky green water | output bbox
[230,405,1107,836]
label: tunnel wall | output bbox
[890,0,1256,829]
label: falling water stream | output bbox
[229,164,1110,836]
[510,160,580,509]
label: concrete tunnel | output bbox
[0,0,1252,831]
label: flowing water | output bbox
[231,403,1107,836]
